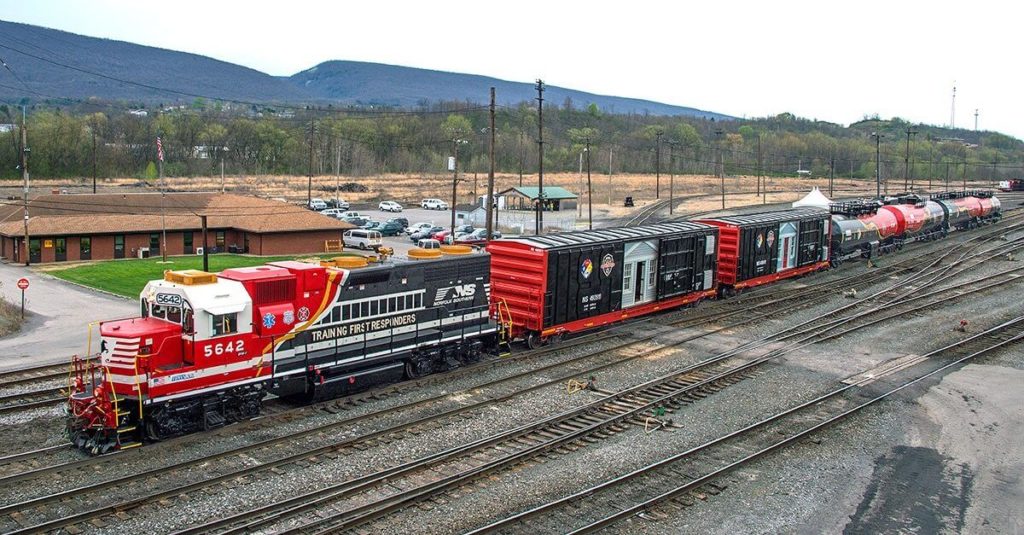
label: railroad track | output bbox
[472,317,1024,534]
[0,385,65,415]
[623,198,671,226]
[0,363,69,388]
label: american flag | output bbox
[156,136,164,162]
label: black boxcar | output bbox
[696,208,831,293]
[488,222,719,347]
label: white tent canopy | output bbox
[792,187,832,209]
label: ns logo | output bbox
[433,284,477,305]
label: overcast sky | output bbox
[2,0,1021,138]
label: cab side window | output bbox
[212,313,237,336]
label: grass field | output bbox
[47,254,298,298]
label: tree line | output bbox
[2,100,1022,185]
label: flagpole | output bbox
[158,136,167,263]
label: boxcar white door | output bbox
[777,222,798,271]
[622,240,657,307]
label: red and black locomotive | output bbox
[68,253,495,453]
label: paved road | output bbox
[0,262,135,372]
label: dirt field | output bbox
[3,173,995,214]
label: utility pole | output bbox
[871,132,883,198]
[904,128,917,191]
[307,117,314,207]
[655,131,662,199]
[607,146,613,206]
[200,215,209,272]
[220,152,226,194]
[829,154,835,197]
[91,127,97,194]
[450,138,465,237]
[665,140,677,215]
[950,84,956,129]
[756,135,763,198]
[158,135,167,262]
[974,109,979,131]
[715,129,725,209]
[486,87,496,241]
[945,160,951,190]
[535,79,545,235]
[20,106,30,266]
[585,137,592,229]
[962,156,968,190]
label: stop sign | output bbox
[16,278,29,290]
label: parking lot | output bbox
[337,205,475,258]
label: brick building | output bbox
[0,193,353,264]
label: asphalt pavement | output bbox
[0,261,135,372]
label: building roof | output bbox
[0,192,353,238]
[498,186,578,200]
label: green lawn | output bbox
[48,254,299,298]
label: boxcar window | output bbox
[648,261,657,288]
[623,264,634,289]
[212,313,237,336]
[331,306,341,323]
[361,302,369,317]
[370,300,379,316]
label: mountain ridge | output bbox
[0,19,729,119]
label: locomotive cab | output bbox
[68,270,260,452]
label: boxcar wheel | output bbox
[526,332,543,350]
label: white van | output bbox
[343,229,383,250]
[309,198,328,211]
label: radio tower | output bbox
[974,109,979,131]
[950,84,956,129]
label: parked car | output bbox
[416,238,442,250]
[386,217,409,230]
[377,221,405,236]
[341,211,364,219]
[406,222,433,235]
[326,198,350,210]
[410,226,444,241]
[320,208,347,219]
[342,216,369,227]
[308,198,328,211]
[362,220,381,230]
[455,229,502,244]
[421,198,449,210]
[378,200,403,212]
[343,229,383,250]
[433,229,455,243]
